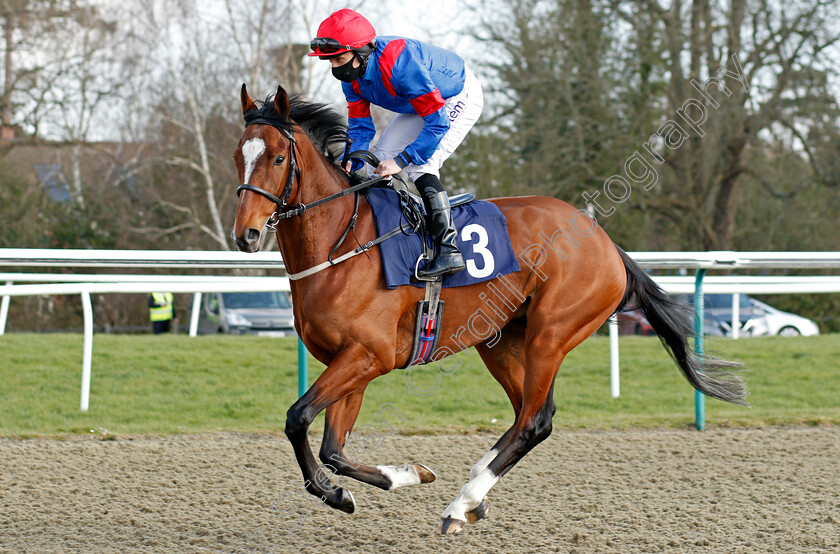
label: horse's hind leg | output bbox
[475,316,527,418]
[439,346,561,533]
[455,317,528,526]
[320,386,436,491]
[438,301,605,534]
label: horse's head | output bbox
[232,84,301,253]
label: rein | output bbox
[272,173,390,222]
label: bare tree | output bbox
[224,0,297,93]
[113,0,245,249]
[610,0,840,249]
[113,0,363,249]
[31,4,121,206]
[1,1,86,138]
[479,0,840,250]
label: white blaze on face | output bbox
[242,138,266,184]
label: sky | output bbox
[377,0,473,49]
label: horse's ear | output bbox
[241,83,257,116]
[274,85,290,117]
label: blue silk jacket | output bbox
[341,36,467,166]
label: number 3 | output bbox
[461,224,495,278]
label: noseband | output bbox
[236,119,302,226]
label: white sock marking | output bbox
[242,138,266,185]
[442,468,499,522]
[377,464,422,490]
[469,448,498,480]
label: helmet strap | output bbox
[354,43,375,68]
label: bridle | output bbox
[234,119,401,277]
[235,120,390,228]
[235,119,302,229]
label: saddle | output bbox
[346,150,474,367]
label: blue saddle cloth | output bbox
[364,187,520,289]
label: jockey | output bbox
[309,8,484,279]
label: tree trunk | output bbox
[70,142,85,208]
[2,11,13,128]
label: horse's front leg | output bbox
[284,343,386,513]
[320,386,436,491]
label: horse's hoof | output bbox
[438,517,466,534]
[465,497,489,523]
[412,463,436,484]
[329,487,356,514]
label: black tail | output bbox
[615,246,749,406]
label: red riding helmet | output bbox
[308,9,376,57]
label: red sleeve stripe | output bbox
[409,89,445,117]
[379,39,406,97]
[348,99,370,119]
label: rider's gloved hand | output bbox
[342,157,365,173]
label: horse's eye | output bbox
[274,155,285,166]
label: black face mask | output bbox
[332,55,365,82]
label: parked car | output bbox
[616,303,734,337]
[616,308,656,336]
[747,298,820,337]
[700,293,764,337]
[684,294,819,337]
[197,291,295,336]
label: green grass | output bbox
[0,333,838,437]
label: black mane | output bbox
[244,94,348,163]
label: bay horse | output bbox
[232,85,747,534]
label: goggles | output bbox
[310,37,354,55]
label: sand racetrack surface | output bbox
[1,427,838,553]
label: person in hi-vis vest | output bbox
[148,292,174,334]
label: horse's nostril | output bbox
[247,228,261,244]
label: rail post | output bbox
[80,289,94,412]
[189,292,202,337]
[693,269,706,431]
[0,280,11,335]
[609,314,619,398]
[297,337,308,398]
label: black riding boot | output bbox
[416,191,466,279]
